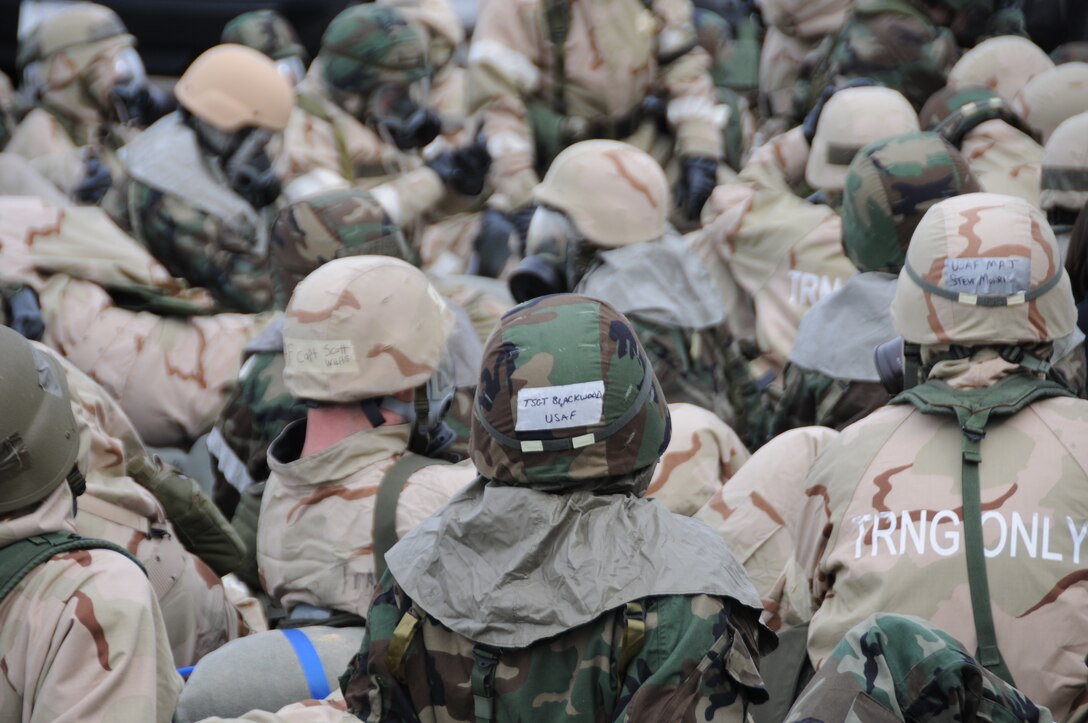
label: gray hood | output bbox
[577,234,726,329]
[386,477,763,648]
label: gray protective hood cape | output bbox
[576,233,726,329]
[788,272,897,382]
[120,113,268,255]
[385,477,764,649]
[789,272,1085,381]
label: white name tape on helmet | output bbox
[944,257,1031,296]
[284,339,359,373]
[516,381,605,431]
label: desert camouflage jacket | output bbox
[0,483,182,723]
[801,357,1088,719]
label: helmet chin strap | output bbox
[358,396,418,428]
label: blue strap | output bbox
[177,666,194,679]
[281,628,331,700]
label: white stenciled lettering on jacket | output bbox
[788,271,844,307]
[851,510,1084,561]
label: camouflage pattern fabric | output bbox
[468,295,671,487]
[841,132,980,275]
[692,126,857,382]
[43,344,241,667]
[467,0,724,213]
[319,4,429,97]
[258,421,476,618]
[40,274,265,448]
[270,188,416,308]
[646,402,750,516]
[786,614,1053,722]
[0,481,182,723]
[342,575,770,722]
[693,8,756,171]
[110,165,276,314]
[957,119,1044,206]
[0,197,265,449]
[214,348,304,496]
[222,9,308,62]
[280,67,448,226]
[792,0,957,121]
[798,353,1088,719]
[768,363,890,436]
[695,426,839,629]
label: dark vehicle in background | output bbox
[2,0,355,80]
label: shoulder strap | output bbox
[0,531,145,604]
[616,601,646,696]
[296,93,355,183]
[542,0,570,115]
[891,374,1073,685]
[373,453,451,582]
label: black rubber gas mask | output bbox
[874,336,924,394]
[508,207,588,303]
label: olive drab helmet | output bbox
[222,9,308,62]
[175,44,294,133]
[318,4,430,98]
[842,132,980,274]
[1041,112,1088,214]
[282,256,452,403]
[533,140,669,249]
[891,193,1076,346]
[806,86,920,191]
[947,36,1054,103]
[0,326,80,514]
[271,188,418,307]
[920,84,1036,147]
[221,9,309,85]
[470,294,672,489]
[379,0,464,71]
[1013,62,1088,144]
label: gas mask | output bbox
[276,56,307,87]
[187,112,282,209]
[86,46,150,126]
[508,207,592,303]
[223,129,282,209]
[873,336,924,395]
[355,352,460,461]
[333,80,441,150]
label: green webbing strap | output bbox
[1042,167,1088,193]
[957,413,1015,684]
[542,0,570,116]
[296,93,355,182]
[892,373,1074,685]
[471,643,501,723]
[616,601,646,695]
[386,606,423,682]
[374,453,451,582]
[0,531,145,603]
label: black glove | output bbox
[74,155,112,205]
[675,156,719,222]
[427,141,492,196]
[7,286,44,341]
[803,78,884,145]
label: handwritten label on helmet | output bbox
[944,257,1030,296]
[284,339,359,373]
[515,381,605,432]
